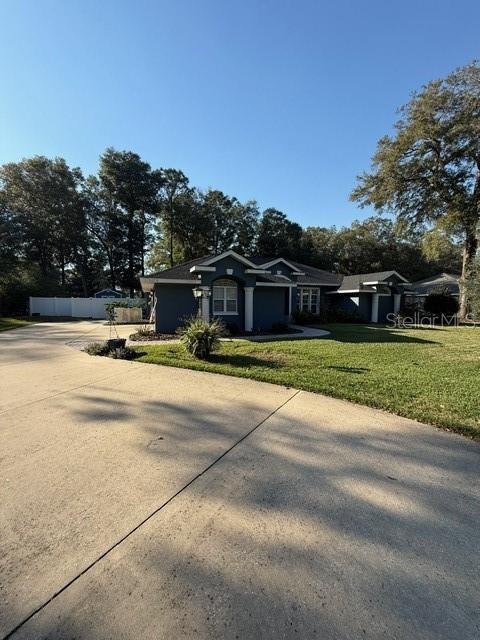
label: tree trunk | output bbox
[169,199,174,268]
[459,223,478,320]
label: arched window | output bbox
[213,279,238,314]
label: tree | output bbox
[0,156,84,285]
[466,259,480,320]
[156,169,190,267]
[256,208,302,258]
[99,148,157,295]
[351,62,480,319]
[424,289,460,316]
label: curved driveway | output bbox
[0,321,478,639]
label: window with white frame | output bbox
[298,287,320,313]
[213,279,238,314]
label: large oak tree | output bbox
[351,62,480,318]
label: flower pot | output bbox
[106,338,126,349]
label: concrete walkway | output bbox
[0,321,478,640]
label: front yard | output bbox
[133,324,480,438]
[0,317,33,331]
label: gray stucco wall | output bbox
[154,284,197,333]
[199,257,256,288]
[378,295,394,323]
[253,287,289,331]
[333,293,372,321]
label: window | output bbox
[213,279,238,314]
[298,287,320,314]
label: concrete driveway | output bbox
[0,321,478,639]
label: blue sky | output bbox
[0,0,478,227]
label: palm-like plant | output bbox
[178,317,227,359]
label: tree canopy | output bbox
[351,61,480,318]
[0,146,462,315]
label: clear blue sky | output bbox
[0,0,478,227]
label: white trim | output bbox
[394,293,401,314]
[244,287,254,332]
[141,278,198,284]
[371,293,379,323]
[298,286,321,314]
[212,281,238,314]
[256,282,295,287]
[363,271,409,284]
[202,250,258,268]
[290,271,305,276]
[189,265,216,273]
[244,268,270,274]
[257,258,302,272]
[140,277,199,291]
[297,281,338,286]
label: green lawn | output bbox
[133,324,480,438]
[0,317,34,331]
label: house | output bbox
[326,270,408,323]
[405,273,460,308]
[139,251,409,333]
[94,288,124,299]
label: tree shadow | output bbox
[327,365,370,374]
[4,384,479,639]
[319,324,441,344]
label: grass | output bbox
[133,324,480,439]
[0,316,87,331]
[0,317,35,331]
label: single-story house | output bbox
[404,273,460,308]
[139,251,409,333]
[94,288,124,299]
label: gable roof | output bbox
[408,272,460,295]
[337,270,408,292]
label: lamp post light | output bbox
[192,286,211,320]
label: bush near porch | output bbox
[133,324,480,439]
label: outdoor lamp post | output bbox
[192,286,210,320]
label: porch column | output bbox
[371,293,379,323]
[393,293,401,314]
[201,287,210,323]
[244,287,254,332]
[288,287,292,318]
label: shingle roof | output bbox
[337,271,403,292]
[408,273,460,296]
[144,255,213,280]
[288,261,343,286]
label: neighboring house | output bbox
[139,251,409,333]
[405,273,460,307]
[94,288,124,299]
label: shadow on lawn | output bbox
[317,324,441,345]
[327,365,370,374]
[203,353,282,369]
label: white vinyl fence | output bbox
[29,297,144,319]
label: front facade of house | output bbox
[140,251,409,333]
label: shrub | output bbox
[129,324,156,340]
[292,309,316,324]
[424,289,459,316]
[83,342,110,356]
[178,317,226,359]
[108,346,136,360]
[271,321,289,333]
[292,307,363,324]
[83,341,136,360]
[224,322,239,336]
